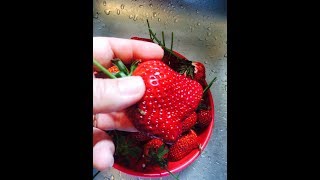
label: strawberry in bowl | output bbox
[93,20,216,179]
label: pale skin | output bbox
[93,37,164,171]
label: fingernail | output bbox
[118,76,145,96]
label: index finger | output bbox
[93,37,164,69]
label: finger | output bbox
[93,127,115,171]
[94,112,138,132]
[93,37,164,69]
[93,76,145,114]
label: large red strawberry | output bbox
[126,60,203,143]
[93,59,203,143]
[182,112,197,133]
[168,129,199,162]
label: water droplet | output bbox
[204,61,208,64]
[224,53,227,57]
[207,27,211,30]
[102,24,106,28]
[171,5,175,8]
[110,175,114,180]
[196,10,199,14]
[153,12,157,17]
[117,9,120,15]
[214,36,217,40]
[207,32,212,36]
[120,4,125,9]
[149,3,153,7]
[98,27,101,30]
[158,18,161,22]
[225,72,227,76]
[129,14,133,19]
[104,9,111,15]
[139,5,144,8]
[197,22,201,26]
[103,1,106,6]
[133,14,138,21]
[174,18,178,23]
[190,27,194,32]
[180,5,184,8]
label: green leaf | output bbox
[203,77,217,97]
[128,146,142,158]
[158,144,165,153]
[158,148,169,159]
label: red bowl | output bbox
[113,38,215,178]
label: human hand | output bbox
[93,37,164,171]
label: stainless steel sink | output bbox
[93,0,227,179]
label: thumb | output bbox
[93,76,145,114]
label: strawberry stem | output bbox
[93,59,116,79]
[111,58,129,76]
[115,72,127,78]
[203,77,217,96]
[146,19,183,61]
[163,166,179,180]
[147,19,153,40]
[128,60,141,76]
[170,32,174,51]
[162,31,166,47]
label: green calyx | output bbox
[113,131,142,166]
[93,58,140,78]
[146,144,179,180]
